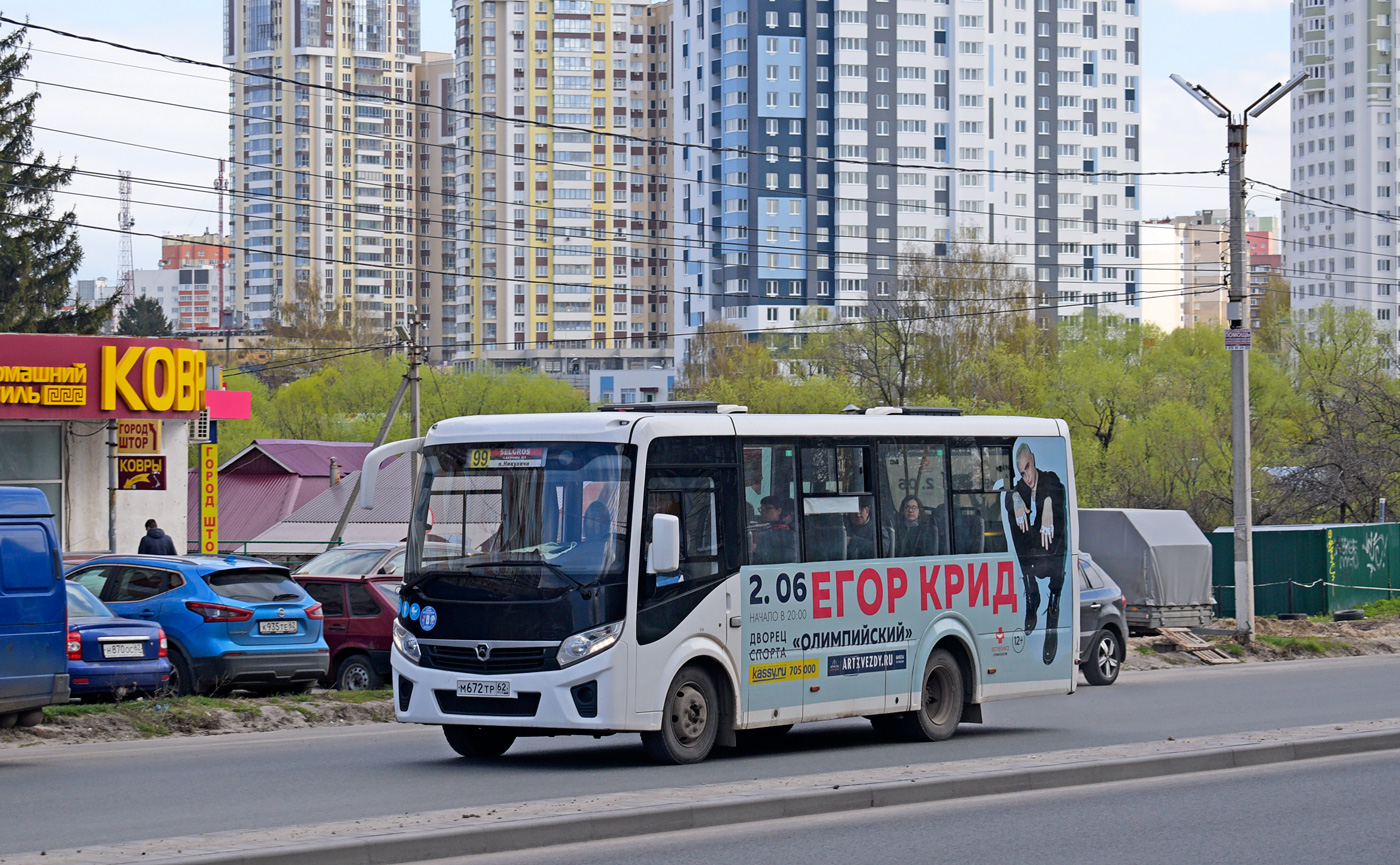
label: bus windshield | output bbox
[407,442,634,594]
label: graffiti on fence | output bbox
[1364,531,1388,581]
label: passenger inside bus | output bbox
[894,494,943,558]
[751,495,797,565]
[845,497,879,560]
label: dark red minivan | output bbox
[292,544,403,690]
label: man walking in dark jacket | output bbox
[138,519,178,555]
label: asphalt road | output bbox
[462,749,1400,865]
[4,655,1400,855]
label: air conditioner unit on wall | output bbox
[188,408,211,444]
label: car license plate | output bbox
[258,620,299,635]
[102,642,145,659]
[456,679,511,698]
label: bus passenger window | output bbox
[799,445,873,563]
[879,443,949,558]
[744,444,798,565]
[950,443,1012,555]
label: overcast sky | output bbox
[7,0,1291,281]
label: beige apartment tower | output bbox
[452,0,674,378]
[223,0,461,363]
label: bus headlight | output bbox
[557,621,623,668]
[393,619,421,664]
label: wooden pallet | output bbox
[1157,628,1241,665]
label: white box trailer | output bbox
[1079,508,1215,634]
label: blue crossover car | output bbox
[65,582,171,699]
[66,555,329,696]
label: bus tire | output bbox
[642,664,720,764]
[898,649,964,742]
[442,725,516,759]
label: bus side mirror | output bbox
[648,514,681,575]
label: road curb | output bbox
[147,727,1400,865]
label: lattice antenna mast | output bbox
[117,170,134,307]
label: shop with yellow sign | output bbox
[0,334,207,553]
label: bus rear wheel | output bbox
[897,648,964,742]
[442,725,517,758]
[642,665,720,764]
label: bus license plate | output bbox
[258,620,299,635]
[457,680,511,698]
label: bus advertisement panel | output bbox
[740,436,1073,719]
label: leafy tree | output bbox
[116,295,171,337]
[0,22,115,333]
[1260,306,1400,523]
[697,372,861,415]
[197,356,591,465]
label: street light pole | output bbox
[1171,72,1306,642]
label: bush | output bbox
[1360,597,1400,619]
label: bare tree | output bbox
[258,275,386,385]
[809,235,1034,406]
[678,321,777,395]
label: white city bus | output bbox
[360,404,1079,764]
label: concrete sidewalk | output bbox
[7,716,1400,865]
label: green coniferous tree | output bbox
[117,295,172,337]
[0,20,115,333]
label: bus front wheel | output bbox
[443,724,517,759]
[642,665,720,764]
[898,648,964,742]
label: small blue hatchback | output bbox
[65,582,171,699]
[66,555,329,696]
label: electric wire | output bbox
[6,15,1220,181]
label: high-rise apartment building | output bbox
[671,0,1143,359]
[1285,0,1400,338]
[223,0,462,363]
[451,0,673,379]
[414,53,462,363]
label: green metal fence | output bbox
[1211,523,1399,617]
[185,539,342,569]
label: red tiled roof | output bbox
[187,439,378,550]
[187,472,306,548]
[221,439,375,477]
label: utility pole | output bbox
[407,319,423,487]
[409,319,422,443]
[107,420,117,552]
[1172,71,1307,642]
[216,159,230,366]
[326,326,419,550]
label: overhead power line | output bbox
[31,120,1191,260]
[19,74,1199,228]
[8,15,1222,181]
